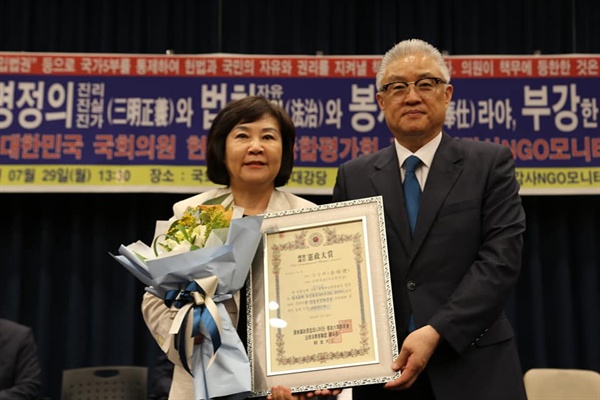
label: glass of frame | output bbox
[247,196,399,396]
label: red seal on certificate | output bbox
[309,232,323,246]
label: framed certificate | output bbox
[247,196,398,396]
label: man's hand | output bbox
[267,386,342,400]
[384,325,440,390]
[304,388,342,398]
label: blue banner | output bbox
[1,53,598,194]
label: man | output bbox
[0,318,42,399]
[332,39,527,399]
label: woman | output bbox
[142,96,339,400]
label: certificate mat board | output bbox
[247,196,398,396]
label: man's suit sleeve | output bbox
[332,163,348,202]
[0,326,42,400]
[428,144,526,353]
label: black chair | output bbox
[61,366,148,400]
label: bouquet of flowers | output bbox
[154,204,233,255]
[111,199,263,400]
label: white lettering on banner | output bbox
[16,81,44,129]
[106,96,191,128]
[285,97,343,130]
[139,98,155,126]
[184,59,218,75]
[108,98,127,124]
[581,98,599,128]
[576,59,599,76]
[198,83,290,130]
[2,80,75,130]
[230,83,284,102]
[259,84,284,100]
[522,83,598,132]
[135,58,179,75]
[1,52,598,196]
[0,80,78,130]
[81,57,132,74]
[175,97,194,128]
[0,81,15,129]
[333,60,369,77]
[325,99,343,129]
[297,60,330,76]
[201,83,228,130]
[522,86,552,131]
[154,98,170,127]
[76,83,106,129]
[258,59,293,76]
[45,82,74,128]
[41,56,76,74]
[445,99,474,130]
[0,56,36,73]
[290,98,321,129]
[459,60,494,77]
[552,84,580,131]
[348,84,377,133]
[231,83,257,99]
[537,59,572,76]
[223,59,255,76]
[499,60,534,76]
[477,98,516,130]
[447,98,517,131]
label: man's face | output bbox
[376,53,453,149]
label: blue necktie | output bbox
[404,155,421,333]
[404,155,422,236]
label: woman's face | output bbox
[225,114,283,189]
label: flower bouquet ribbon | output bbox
[111,211,263,400]
[165,277,221,374]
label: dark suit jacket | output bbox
[0,319,42,400]
[332,133,527,400]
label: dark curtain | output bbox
[2,0,599,55]
[1,1,598,399]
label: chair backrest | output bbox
[523,368,600,400]
[61,365,148,400]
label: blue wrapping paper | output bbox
[111,214,263,400]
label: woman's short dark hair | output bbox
[206,95,296,187]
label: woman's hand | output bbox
[267,386,293,400]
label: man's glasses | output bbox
[379,77,446,98]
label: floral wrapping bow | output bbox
[110,195,263,400]
[151,203,233,374]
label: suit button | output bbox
[407,281,416,291]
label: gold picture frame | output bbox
[247,196,398,396]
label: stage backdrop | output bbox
[1,52,599,195]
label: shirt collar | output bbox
[394,131,442,168]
